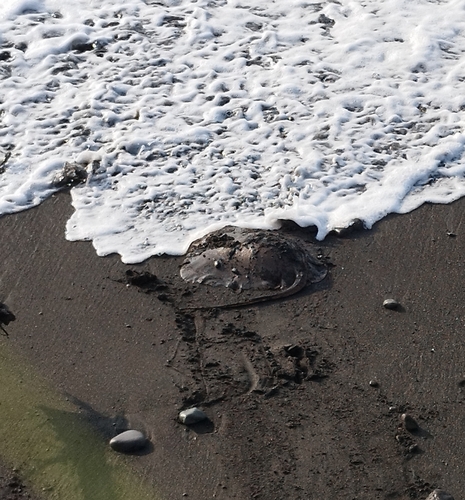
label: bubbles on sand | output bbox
[1,0,465,261]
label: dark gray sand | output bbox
[1,192,465,499]
[0,461,38,500]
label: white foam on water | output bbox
[1,0,465,262]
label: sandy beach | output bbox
[1,192,464,499]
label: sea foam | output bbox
[1,0,465,262]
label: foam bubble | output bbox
[1,0,46,20]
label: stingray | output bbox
[180,227,327,308]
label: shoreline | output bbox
[0,192,464,499]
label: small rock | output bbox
[0,302,15,336]
[285,344,304,359]
[401,413,419,432]
[0,302,15,325]
[369,380,379,388]
[333,218,364,237]
[179,407,208,425]
[52,162,87,188]
[383,298,400,310]
[109,430,147,453]
[425,489,455,500]
[318,13,335,26]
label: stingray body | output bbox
[180,227,327,307]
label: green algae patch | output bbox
[0,341,158,500]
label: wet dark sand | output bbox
[1,192,464,499]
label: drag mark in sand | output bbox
[170,309,333,408]
[0,340,158,500]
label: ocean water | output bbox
[1,0,465,262]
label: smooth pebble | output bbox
[179,407,208,425]
[109,430,148,453]
[383,298,400,310]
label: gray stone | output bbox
[333,218,364,237]
[401,413,419,432]
[408,443,419,454]
[179,407,208,425]
[383,298,400,310]
[109,430,147,453]
[425,489,455,500]
[52,162,87,188]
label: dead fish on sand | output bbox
[180,227,327,308]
